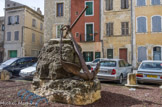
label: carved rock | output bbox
[32,39,101,105]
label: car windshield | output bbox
[100,61,116,67]
[140,62,162,70]
[32,63,37,67]
[1,58,18,66]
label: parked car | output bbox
[0,57,37,77]
[136,60,162,84]
[97,59,132,84]
[19,63,37,79]
[86,58,106,67]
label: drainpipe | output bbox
[100,0,104,58]
[131,0,136,68]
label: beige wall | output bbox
[44,0,71,42]
[102,0,132,63]
[135,0,162,64]
[24,8,44,56]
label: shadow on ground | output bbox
[84,91,162,107]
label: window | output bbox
[152,16,161,32]
[95,52,101,59]
[106,0,113,10]
[40,35,43,44]
[31,50,38,57]
[85,1,93,16]
[106,23,113,36]
[138,47,147,62]
[14,31,19,41]
[137,17,147,33]
[1,24,4,31]
[40,23,43,30]
[8,16,11,25]
[32,19,36,27]
[153,47,161,60]
[15,15,19,24]
[83,52,93,62]
[121,22,129,35]
[151,0,161,5]
[86,23,94,41]
[136,0,146,6]
[121,0,129,9]
[7,32,11,41]
[107,49,113,58]
[119,60,126,67]
[100,61,116,67]
[57,3,63,17]
[32,33,35,42]
[75,32,79,38]
[56,25,63,38]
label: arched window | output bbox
[136,0,146,6]
[152,16,161,32]
[151,0,160,5]
[153,47,161,60]
[137,17,147,33]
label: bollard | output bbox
[125,73,138,87]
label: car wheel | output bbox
[137,80,143,84]
[118,75,123,84]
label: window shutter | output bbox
[111,23,113,35]
[121,0,124,9]
[137,17,146,33]
[126,0,129,8]
[106,23,109,36]
[152,16,161,32]
[110,0,113,10]
[152,0,160,5]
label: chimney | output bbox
[37,8,42,15]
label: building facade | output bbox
[71,0,102,62]
[135,0,162,66]
[4,0,44,61]
[44,0,71,42]
[0,17,4,63]
[102,0,132,64]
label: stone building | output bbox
[4,0,44,61]
[134,0,162,66]
[71,0,102,62]
[44,0,71,42]
[0,17,4,63]
[102,0,132,64]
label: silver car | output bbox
[97,59,132,84]
[136,60,162,84]
[86,58,106,67]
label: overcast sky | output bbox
[0,0,44,17]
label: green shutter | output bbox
[95,52,101,59]
[107,49,113,58]
[10,50,17,58]
[86,2,93,15]
[86,24,93,41]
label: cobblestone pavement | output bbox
[0,80,161,107]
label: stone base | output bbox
[32,78,101,105]
[0,70,12,80]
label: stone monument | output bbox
[32,39,101,105]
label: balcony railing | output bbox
[79,33,95,42]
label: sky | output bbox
[0,0,44,17]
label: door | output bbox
[107,49,113,59]
[83,52,93,62]
[95,52,101,59]
[119,48,127,62]
[153,47,161,60]
[9,50,17,58]
[86,24,93,41]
